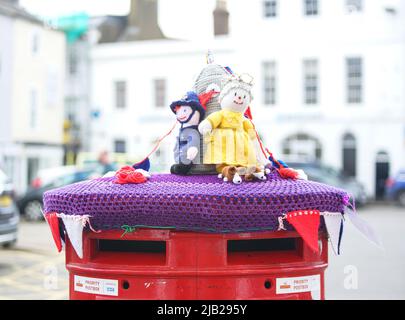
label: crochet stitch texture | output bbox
[43,168,350,233]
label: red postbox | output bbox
[66,228,328,300]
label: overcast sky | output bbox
[19,0,216,40]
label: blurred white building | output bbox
[89,0,405,198]
[234,0,405,199]
[0,0,65,194]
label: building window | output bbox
[342,133,356,177]
[346,57,362,104]
[68,49,78,75]
[29,89,38,129]
[303,59,319,105]
[154,79,166,108]
[114,81,127,109]
[32,32,39,55]
[151,137,166,169]
[263,0,277,18]
[262,61,276,105]
[346,0,362,12]
[46,67,58,107]
[304,0,318,16]
[375,151,390,199]
[282,133,322,161]
[114,139,126,153]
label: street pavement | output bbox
[326,203,405,300]
[0,221,68,300]
[0,203,404,300]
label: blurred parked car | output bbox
[386,170,405,207]
[17,168,96,221]
[30,166,77,189]
[0,169,19,248]
[288,161,368,207]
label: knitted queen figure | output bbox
[198,75,266,183]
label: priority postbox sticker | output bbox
[74,275,119,296]
[276,275,321,299]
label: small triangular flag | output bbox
[44,212,62,252]
[323,212,344,255]
[286,210,320,253]
[60,214,85,259]
[346,208,383,249]
[133,157,150,172]
[244,106,253,120]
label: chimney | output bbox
[213,0,229,36]
[123,0,165,41]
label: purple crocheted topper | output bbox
[43,170,350,233]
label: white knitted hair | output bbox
[219,74,254,103]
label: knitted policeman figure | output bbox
[198,75,266,183]
[170,92,206,175]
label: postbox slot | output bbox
[227,238,302,265]
[228,238,296,252]
[91,239,167,266]
[98,239,166,253]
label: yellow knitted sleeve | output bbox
[206,110,224,129]
[243,119,256,139]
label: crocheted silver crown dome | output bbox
[193,63,229,116]
[190,60,230,174]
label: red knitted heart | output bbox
[115,166,147,184]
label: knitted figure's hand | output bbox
[198,120,212,135]
[187,146,199,161]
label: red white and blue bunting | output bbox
[45,206,382,260]
[44,212,100,259]
[322,212,344,255]
[345,207,383,249]
[44,212,63,253]
[277,209,382,255]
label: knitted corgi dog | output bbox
[218,165,267,184]
[218,166,242,184]
[244,166,267,182]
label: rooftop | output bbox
[0,0,43,25]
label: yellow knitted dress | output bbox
[203,109,257,167]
